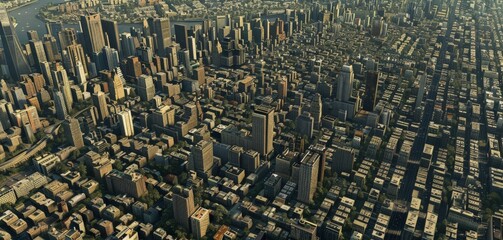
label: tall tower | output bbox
[53,69,73,113]
[54,90,68,120]
[174,24,188,49]
[172,185,196,230]
[109,71,125,101]
[137,75,155,101]
[363,70,379,111]
[336,65,354,102]
[190,140,214,176]
[0,7,31,81]
[101,18,120,53]
[297,151,320,204]
[29,40,47,71]
[118,109,134,137]
[80,13,106,55]
[152,18,172,56]
[92,91,109,121]
[310,93,322,129]
[63,117,84,149]
[252,105,274,157]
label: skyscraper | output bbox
[109,71,125,101]
[53,69,73,113]
[118,109,134,137]
[252,105,274,156]
[151,18,171,56]
[54,90,68,120]
[174,24,188,49]
[101,19,120,53]
[310,93,322,129]
[80,13,106,55]
[58,28,77,50]
[172,185,196,230]
[65,43,88,76]
[190,207,210,240]
[0,7,31,81]
[297,151,320,204]
[137,75,155,101]
[92,91,109,122]
[63,118,84,149]
[190,140,214,176]
[336,65,354,102]
[363,70,379,111]
[332,145,355,174]
[29,40,47,71]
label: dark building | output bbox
[0,7,31,81]
[363,70,379,111]
[101,19,121,54]
[174,24,188,50]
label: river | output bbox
[9,0,200,44]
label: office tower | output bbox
[363,70,379,111]
[43,35,59,62]
[137,75,155,101]
[291,219,317,240]
[263,20,270,40]
[336,65,354,102]
[58,28,78,50]
[118,109,134,137]
[242,150,260,174]
[152,105,175,127]
[54,90,68,120]
[252,105,274,156]
[120,32,135,57]
[109,71,125,101]
[29,40,47,71]
[332,145,355,173]
[174,24,188,49]
[105,169,147,198]
[151,18,171,56]
[416,74,427,109]
[12,87,27,109]
[75,61,87,85]
[188,36,197,60]
[310,93,322,129]
[53,69,73,113]
[63,118,84,149]
[0,100,12,130]
[101,19,120,52]
[80,13,106,55]
[172,185,196,230]
[27,30,38,41]
[297,151,320,204]
[190,207,210,240]
[102,46,120,70]
[296,112,314,139]
[92,91,109,121]
[0,7,31,81]
[278,79,287,99]
[66,44,88,76]
[190,140,214,176]
[125,56,142,78]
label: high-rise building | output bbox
[174,24,188,49]
[190,207,210,240]
[63,118,84,149]
[109,71,125,101]
[151,18,172,56]
[58,28,77,50]
[252,105,274,157]
[54,90,68,120]
[120,32,135,57]
[101,19,120,53]
[137,75,155,101]
[92,91,109,121]
[297,151,320,204]
[29,40,47,71]
[310,93,322,129]
[190,140,214,176]
[27,30,38,41]
[363,70,379,111]
[336,65,354,102]
[80,13,106,55]
[291,219,317,240]
[75,61,87,85]
[242,150,260,174]
[105,169,147,198]
[151,105,175,128]
[309,144,327,183]
[0,7,31,81]
[172,185,196,230]
[53,69,73,113]
[332,145,355,174]
[118,109,134,137]
[296,112,314,139]
[65,44,88,76]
